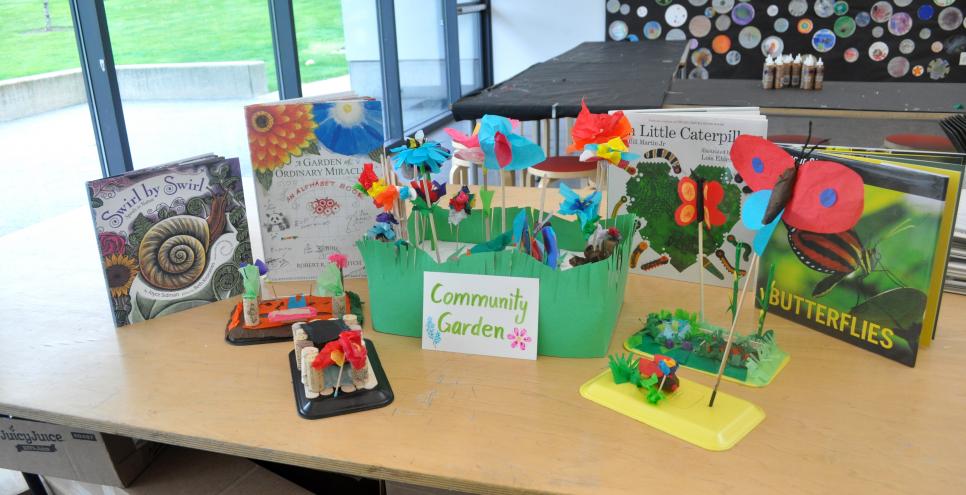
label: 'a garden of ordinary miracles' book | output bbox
[86,154,251,327]
[608,109,767,287]
[245,97,384,281]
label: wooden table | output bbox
[2,186,965,494]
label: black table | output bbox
[451,41,685,121]
[665,79,965,116]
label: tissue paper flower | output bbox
[477,115,545,170]
[566,99,632,153]
[314,100,383,156]
[241,258,269,276]
[579,137,640,166]
[367,222,397,241]
[558,182,601,229]
[327,253,348,270]
[373,183,399,211]
[411,180,447,204]
[357,162,379,191]
[246,103,318,172]
[376,212,399,225]
[390,134,451,175]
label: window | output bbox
[103,1,277,171]
[458,12,483,95]
[0,0,98,236]
[394,0,449,130]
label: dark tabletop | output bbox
[664,79,966,114]
[451,41,686,121]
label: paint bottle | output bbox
[780,54,792,88]
[775,54,785,89]
[791,54,803,87]
[801,55,815,90]
[762,55,775,89]
[243,297,260,326]
[815,58,824,90]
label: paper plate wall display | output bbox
[920,27,931,39]
[928,58,950,79]
[689,67,710,79]
[656,0,672,6]
[844,46,859,62]
[889,12,913,36]
[716,14,732,30]
[912,64,924,77]
[814,0,834,18]
[811,28,836,52]
[833,1,848,15]
[872,25,884,38]
[797,18,814,33]
[918,4,934,21]
[761,35,784,56]
[938,7,963,32]
[689,15,712,37]
[931,41,943,52]
[713,0,735,14]
[855,11,871,27]
[933,0,954,8]
[689,0,709,6]
[788,0,807,17]
[712,34,732,53]
[893,0,912,7]
[726,50,742,64]
[609,20,629,40]
[667,28,687,41]
[691,47,713,67]
[946,35,966,55]
[869,41,889,61]
[665,4,689,27]
[888,56,911,77]
[637,6,649,17]
[644,20,663,39]
[731,3,755,25]
[606,0,621,13]
[620,3,631,15]
[774,17,789,32]
[899,39,915,54]
[766,4,778,16]
[870,1,893,23]
[739,26,763,48]
[834,16,856,37]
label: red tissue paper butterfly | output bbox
[730,135,864,256]
[674,177,727,229]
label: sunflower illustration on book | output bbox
[314,100,384,156]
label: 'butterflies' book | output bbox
[245,97,384,281]
[607,110,767,286]
[756,150,959,367]
[86,154,252,327]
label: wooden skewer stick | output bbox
[698,223,705,322]
[421,173,442,263]
[708,253,759,407]
[500,169,507,233]
[333,362,346,398]
[537,179,548,224]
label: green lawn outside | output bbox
[0,0,348,91]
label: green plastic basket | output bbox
[358,206,633,358]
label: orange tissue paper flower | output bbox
[566,99,632,153]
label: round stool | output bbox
[884,134,956,152]
[527,156,598,188]
[768,134,829,146]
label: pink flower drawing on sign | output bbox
[508,327,532,351]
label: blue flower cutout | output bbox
[558,182,601,228]
[314,100,384,155]
[390,138,451,175]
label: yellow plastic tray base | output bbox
[622,342,791,388]
[579,370,765,451]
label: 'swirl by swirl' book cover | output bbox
[245,98,384,281]
[86,155,252,327]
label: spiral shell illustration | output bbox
[138,193,228,290]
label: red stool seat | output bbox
[768,134,829,145]
[531,155,596,172]
[884,134,956,152]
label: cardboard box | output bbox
[43,446,312,494]
[0,417,161,487]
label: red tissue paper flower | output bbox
[357,162,378,191]
[566,99,633,153]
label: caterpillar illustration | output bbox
[642,148,682,174]
[630,240,649,268]
[640,255,670,271]
[611,195,628,220]
[715,249,748,277]
[702,256,725,280]
[726,234,752,262]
